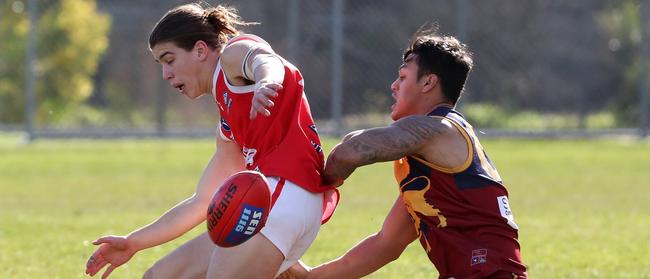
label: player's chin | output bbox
[390,108,400,121]
[186,90,204,100]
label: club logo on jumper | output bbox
[309,124,318,135]
[220,118,231,132]
[471,249,488,266]
[242,146,257,167]
[311,140,323,154]
[497,195,519,230]
[220,118,234,141]
[226,204,265,244]
[222,92,232,113]
[206,183,238,232]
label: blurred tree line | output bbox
[0,0,109,124]
[599,0,647,124]
[0,0,648,129]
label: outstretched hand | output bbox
[85,235,137,279]
[250,81,282,119]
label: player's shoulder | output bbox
[394,115,471,167]
[224,34,273,52]
[392,115,457,135]
[221,34,274,67]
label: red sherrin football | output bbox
[206,171,271,247]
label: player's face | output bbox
[152,42,206,99]
[390,56,422,120]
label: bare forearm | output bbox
[304,199,417,279]
[323,117,448,186]
[322,128,402,186]
[128,144,244,252]
[126,195,208,251]
[322,144,357,186]
[309,233,402,279]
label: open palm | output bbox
[85,236,137,279]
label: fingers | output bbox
[86,261,108,276]
[258,85,280,99]
[93,236,128,250]
[101,265,117,279]
[86,252,108,276]
[249,84,279,119]
[293,260,312,274]
[265,83,283,91]
[86,251,100,270]
[92,236,115,245]
[253,93,275,108]
[249,106,271,119]
[276,260,309,279]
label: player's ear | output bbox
[421,74,438,93]
[194,40,209,61]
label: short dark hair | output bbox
[148,3,253,51]
[403,31,473,105]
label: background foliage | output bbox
[1,0,649,131]
[0,0,110,124]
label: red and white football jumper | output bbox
[213,34,328,195]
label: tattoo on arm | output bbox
[324,116,447,184]
[349,116,446,164]
[341,129,364,143]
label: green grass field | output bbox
[1,133,649,278]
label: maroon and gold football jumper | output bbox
[394,106,527,279]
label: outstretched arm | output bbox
[125,137,245,249]
[323,115,448,186]
[86,137,245,278]
[282,198,418,279]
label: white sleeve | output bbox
[241,44,283,82]
[241,45,262,81]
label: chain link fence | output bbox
[2,0,649,139]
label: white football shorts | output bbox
[261,176,323,275]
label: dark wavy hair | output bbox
[148,3,255,51]
[403,28,473,105]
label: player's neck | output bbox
[203,52,221,95]
[431,102,454,110]
[419,101,454,116]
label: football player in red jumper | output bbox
[85,3,337,279]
